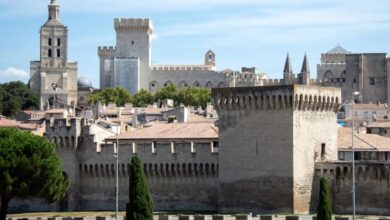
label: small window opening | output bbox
[57,49,60,57]
[48,49,52,57]
[57,38,61,46]
[369,77,375,85]
[131,41,134,45]
[321,143,326,158]
[48,38,52,46]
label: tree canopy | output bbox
[126,156,153,220]
[88,85,211,108]
[0,128,69,220]
[0,81,39,117]
[317,177,332,220]
[87,87,133,106]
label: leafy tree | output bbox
[317,177,332,220]
[154,84,178,103]
[87,87,133,106]
[0,128,69,220]
[0,81,39,117]
[126,156,153,220]
[133,89,154,107]
[176,87,211,109]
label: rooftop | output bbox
[106,122,218,141]
[326,45,350,54]
[338,127,390,151]
[367,120,390,128]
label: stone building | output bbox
[317,45,390,104]
[8,85,390,215]
[98,18,225,93]
[29,0,78,110]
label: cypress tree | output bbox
[317,177,332,220]
[126,156,153,220]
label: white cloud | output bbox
[0,67,29,78]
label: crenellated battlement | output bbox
[151,65,212,72]
[316,161,390,182]
[114,18,153,33]
[212,85,341,113]
[317,62,345,68]
[79,161,219,178]
[98,46,115,57]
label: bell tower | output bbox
[29,0,78,110]
[40,0,68,68]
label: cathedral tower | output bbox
[29,0,78,110]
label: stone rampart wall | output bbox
[315,161,390,215]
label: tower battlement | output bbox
[114,18,153,33]
[98,46,115,57]
[212,85,341,114]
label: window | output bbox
[48,38,52,46]
[339,151,345,160]
[80,96,84,101]
[364,111,369,119]
[57,38,61,46]
[342,78,346,83]
[131,41,134,45]
[151,83,155,87]
[353,78,357,83]
[369,77,375,85]
[321,143,326,158]
[48,49,52,57]
[57,49,60,57]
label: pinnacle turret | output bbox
[47,0,61,23]
[301,53,310,73]
[283,53,293,74]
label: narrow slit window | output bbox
[57,38,61,46]
[321,143,326,158]
[57,49,60,57]
[48,38,52,46]
[48,49,52,57]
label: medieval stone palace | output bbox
[17,0,390,215]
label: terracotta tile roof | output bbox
[349,103,388,110]
[46,109,67,114]
[106,122,218,141]
[338,127,390,151]
[0,118,38,131]
[367,121,390,128]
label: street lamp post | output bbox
[115,111,120,220]
[351,91,359,220]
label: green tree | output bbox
[154,84,178,103]
[133,89,154,107]
[87,87,133,106]
[126,156,153,220]
[0,128,69,220]
[176,87,211,109]
[317,177,332,220]
[0,81,39,117]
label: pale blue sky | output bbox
[0,0,390,88]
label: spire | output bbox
[301,53,310,73]
[47,0,60,23]
[283,53,293,74]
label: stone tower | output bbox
[283,53,293,85]
[29,0,78,110]
[98,19,153,94]
[205,50,216,70]
[212,85,341,214]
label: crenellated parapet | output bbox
[316,161,390,183]
[98,46,115,58]
[212,85,341,131]
[114,18,153,34]
[79,161,219,179]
